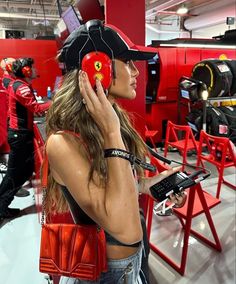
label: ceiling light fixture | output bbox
[177,6,188,15]
[160,43,236,49]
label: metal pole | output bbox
[56,0,63,17]
[202,100,207,132]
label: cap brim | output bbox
[120,45,157,61]
[106,23,157,61]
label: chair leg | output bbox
[194,185,222,251]
[179,187,195,275]
[222,179,236,190]
[216,166,224,199]
[146,198,154,241]
[164,141,170,160]
[149,137,158,152]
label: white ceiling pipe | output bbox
[146,23,183,34]
[146,0,188,18]
[0,1,67,10]
[184,4,236,30]
[0,12,59,20]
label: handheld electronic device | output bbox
[149,169,210,202]
[150,171,189,202]
[146,145,211,215]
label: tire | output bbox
[192,59,233,97]
[224,60,236,95]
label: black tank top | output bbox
[61,186,140,247]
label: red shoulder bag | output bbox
[39,148,107,280]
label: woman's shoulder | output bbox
[48,130,80,142]
[47,131,74,144]
[46,131,87,160]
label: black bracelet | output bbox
[104,148,156,172]
[104,148,135,164]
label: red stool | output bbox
[197,130,236,199]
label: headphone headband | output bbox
[19,57,34,68]
[85,19,104,32]
[12,57,34,78]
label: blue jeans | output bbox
[59,243,147,284]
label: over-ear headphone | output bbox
[12,57,34,78]
[4,58,13,73]
[21,65,32,78]
[79,20,115,90]
[81,51,112,89]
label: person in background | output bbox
[44,20,185,284]
[1,57,16,94]
[0,57,51,220]
[0,57,32,197]
[0,83,8,173]
[0,58,15,166]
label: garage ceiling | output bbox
[0,0,234,36]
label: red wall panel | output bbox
[157,48,177,102]
[105,0,146,136]
[0,39,61,97]
[201,49,236,61]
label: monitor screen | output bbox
[62,5,81,33]
[187,122,198,132]
[146,54,160,103]
[148,54,159,64]
[180,89,190,99]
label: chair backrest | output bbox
[198,130,236,164]
[165,120,197,148]
[147,155,170,177]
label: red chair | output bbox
[164,121,201,169]
[145,125,158,152]
[146,156,222,275]
[197,130,236,199]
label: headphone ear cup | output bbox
[22,66,32,78]
[5,63,12,73]
[81,51,112,89]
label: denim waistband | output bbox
[59,243,144,284]
[107,243,142,269]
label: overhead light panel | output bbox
[177,6,188,15]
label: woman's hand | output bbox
[141,166,181,193]
[139,166,187,207]
[169,191,187,208]
[79,70,120,136]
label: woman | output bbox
[44,20,185,284]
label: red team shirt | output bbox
[9,79,50,131]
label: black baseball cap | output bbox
[59,19,157,71]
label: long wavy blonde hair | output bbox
[44,69,147,214]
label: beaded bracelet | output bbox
[104,148,156,172]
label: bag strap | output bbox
[41,153,49,189]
